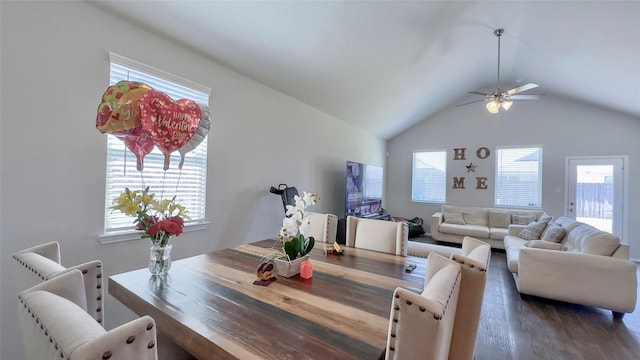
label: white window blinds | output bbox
[495,146,542,208]
[104,53,210,234]
[412,151,447,203]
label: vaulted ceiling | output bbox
[93,1,640,140]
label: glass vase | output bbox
[149,243,172,276]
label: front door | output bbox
[566,157,625,237]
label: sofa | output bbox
[504,216,637,318]
[431,205,547,249]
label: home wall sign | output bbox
[452,147,491,190]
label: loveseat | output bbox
[504,216,637,318]
[431,205,547,249]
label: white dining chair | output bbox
[304,212,338,243]
[448,236,492,360]
[12,241,104,325]
[18,270,158,360]
[385,252,462,359]
[345,216,408,255]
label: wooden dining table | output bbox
[108,239,427,360]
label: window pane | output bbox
[412,151,447,203]
[495,147,542,208]
[104,56,210,233]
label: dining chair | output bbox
[448,236,492,360]
[304,212,338,243]
[12,241,104,325]
[345,216,408,255]
[18,270,158,360]
[385,252,462,360]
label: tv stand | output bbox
[336,213,392,244]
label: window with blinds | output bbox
[103,53,210,234]
[412,151,447,203]
[495,146,542,209]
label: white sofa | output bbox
[431,205,546,249]
[504,216,637,318]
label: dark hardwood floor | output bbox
[475,250,640,360]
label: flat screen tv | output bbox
[345,161,383,217]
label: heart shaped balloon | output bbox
[138,90,200,170]
[96,81,152,134]
[122,127,155,171]
[178,104,211,169]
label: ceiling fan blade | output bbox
[507,83,539,95]
[469,91,490,96]
[510,94,544,100]
[456,99,486,107]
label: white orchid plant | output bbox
[277,191,319,261]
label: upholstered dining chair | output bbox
[385,253,462,360]
[304,212,338,243]
[448,236,492,360]
[18,270,158,360]
[345,216,408,255]
[12,241,104,325]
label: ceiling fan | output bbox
[457,28,543,113]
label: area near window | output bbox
[494,146,542,209]
[412,150,447,203]
[101,53,211,243]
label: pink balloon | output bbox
[138,90,200,170]
[178,104,211,169]
[110,127,154,171]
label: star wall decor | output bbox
[465,163,477,173]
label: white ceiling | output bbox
[93,1,640,140]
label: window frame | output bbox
[494,145,543,209]
[99,53,211,244]
[411,150,447,204]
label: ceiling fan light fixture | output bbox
[486,100,500,114]
[501,100,513,111]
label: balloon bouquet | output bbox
[96,80,211,171]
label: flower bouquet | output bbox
[111,187,190,275]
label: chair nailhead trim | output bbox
[405,300,412,305]
[390,333,396,338]
[126,336,136,344]
[97,307,102,312]
[102,351,112,359]
[148,340,156,349]
[97,284,102,289]
[97,295,102,301]
[394,305,399,310]
[146,322,154,330]
[419,306,426,312]
[82,269,88,274]
[393,318,398,323]
[389,346,395,351]
[97,273,102,279]
[394,293,399,298]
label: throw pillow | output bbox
[511,214,536,225]
[488,210,511,228]
[538,214,552,223]
[525,240,568,251]
[541,222,566,243]
[444,212,465,225]
[518,220,548,240]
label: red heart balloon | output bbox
[139,90,200,170]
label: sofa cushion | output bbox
[503,236,527,273]
[488,210,511,228]
[579,229,620,256]
[511,214,536,225]
[439,223,489,238]
[462,209,488,226]
[518,220,549,240]
[489,227,508,240]
[525,240,567,251]
[541,222,566,243]
[444,212,465,225]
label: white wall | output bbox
[386,94,640,257]
[0,2,385,359]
